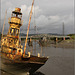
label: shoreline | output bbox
[21,39,75,49]
[54,39,75,49]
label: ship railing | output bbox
[8,18,23,25]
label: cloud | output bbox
[6,2,13,7]
[34,13,74,34]
[1,0,74,34]
[20,5,42,17]
[20,5,42,25]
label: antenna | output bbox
[33,2,38,34]
[33,2,36,34]
[63,22,64,36]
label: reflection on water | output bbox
[33,72,45,75]
[0,40,74,75]
[1,69,45,75]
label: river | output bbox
[0,40,74,75]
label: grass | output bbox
[67,34,75,39]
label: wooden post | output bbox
[64,37,65,40]
[56,37,58,44]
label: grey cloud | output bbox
[1,0,74,34]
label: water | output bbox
[0,40,74,75]
[38,47,74,75]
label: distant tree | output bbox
[67,34,75,39]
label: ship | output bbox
[0,0,48,74]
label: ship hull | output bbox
[0,52,48,74]
[1,60,43,75]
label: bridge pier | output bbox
[63,37,65,40]
[56,37,58,44]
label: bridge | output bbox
[20,34,70,41]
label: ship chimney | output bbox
[15,8,21,12]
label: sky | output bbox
[0,0,74,35]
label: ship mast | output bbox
[24,0,34,55]
[2,10,7,38]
